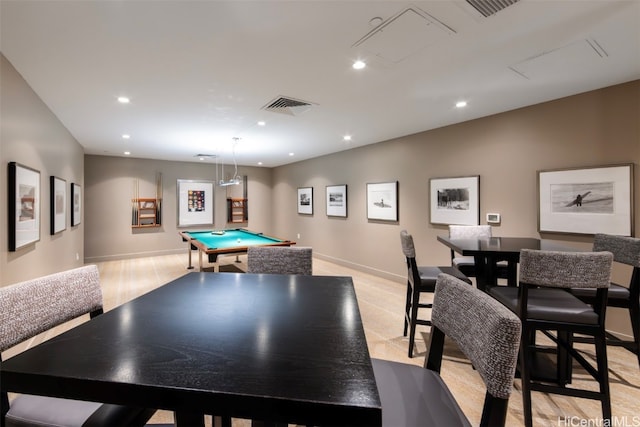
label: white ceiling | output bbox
[2,0,639,167]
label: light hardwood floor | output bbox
[6,253,640,426]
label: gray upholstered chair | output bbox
[488,249,613,427]
[449,225,510,283]
[0,265,156,427]
[373,273,521,427]
[448,225,492,274]
[247,246,313,275]
[570,234,640,367]
[400,230,472,358]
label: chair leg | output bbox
[594,331,612,422]
[408,287,420,358]
[403,280,411,337]
[520,325,534,427]
[630,301,640,367]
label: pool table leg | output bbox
[187,239,194,269]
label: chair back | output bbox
[430,273,521,401]
[430,273,520,426]
[247,246,312,275]
[0,265,103,353]
[519,249,612,289]
[400,229,416,259]
[593,234,640,268]
[449,225,492,239]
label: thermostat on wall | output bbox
[486,213,501,224]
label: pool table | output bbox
[179,228,295,271]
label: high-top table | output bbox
[437,236,576,290]
[1,273,382,427]
[438,235,580,384]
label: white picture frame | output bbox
[326,185,347,218]
[297,187,313,215]
[177,179,214,227]
[538,164,633,235]
[430,175,480,225]
[367,181,398,221]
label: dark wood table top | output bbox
[1,273,382,426]
[437,236,580,289]
[437,236,575,257]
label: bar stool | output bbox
[488,249,613,427]
[400,230,471,358]
[571,233,640,367]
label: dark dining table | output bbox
[1,272,382,427]
[437,235,578,290]
[438,235,581,384]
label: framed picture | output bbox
[326,185,347,218]
[367,181,398,221]
[430,175,480,225]
[177,179,214,227]
[50,176,66,234]
[8,162,41,251]
[538,164,633,235]
[71,183,81,226]
[297,187,313,215]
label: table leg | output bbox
[187,240,194,270]
[474,255,492,292]
[174,411,205,427]
[198,249,204,271]
[507,260,517,286]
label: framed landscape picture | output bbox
[367,181,398,221]
[8,162,41,251]
[326,184,347,217]
[430,175,480,225]
[177,179,214,227]
[71,183,82,226]
[538,164,633,235]
[50,176,66,234]
[297,187,313,215]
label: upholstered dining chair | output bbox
[488,249,613,427]
[372,273,521,427]
[570,233,640,367]
[247,246,313,275]
[400,230,471,358]
[448,225,510,282]
[0,265,156,427]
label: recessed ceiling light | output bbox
[117,96,130,104]
[343,135,352,141]
[456,101,467,108]
[122,134,130,139]
[352,60,366,70]
[124,151,131,155]
[258,162,263,166]
[257,121,266,126]
[289,152,294,156]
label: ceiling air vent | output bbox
[262,96,315,116]
[465,0,520,17]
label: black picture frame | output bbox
[8,162,41,251]
[50,176,66,235]
[326,184,347,218]
[71,182,82,226]
[297,187,313,215]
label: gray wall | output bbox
[1,54,85,285]
[272,81,640,282]
[84,155,273,262]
